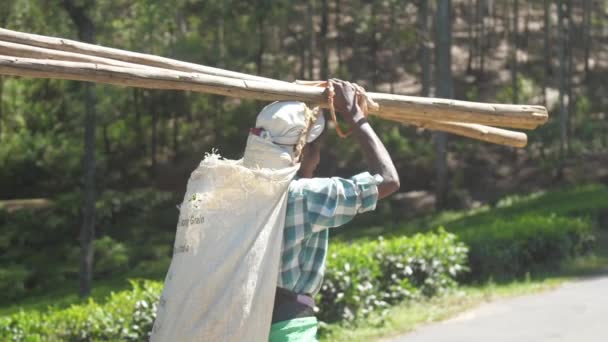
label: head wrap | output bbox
[255,101,325,145]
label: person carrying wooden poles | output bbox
[149,79,399,342]
[268,79,400,341]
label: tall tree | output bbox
[477,0,486,73]
[389,0,398,92]
[255,0,269,75]
[523,2,531,48]
[0,76,3,139]
[557,0,571,176]
[214,2,226,69]
[435,0,452,209]
[565,0,574,146]
[335,0,344,72]
[466,0,475,73]
[320,0,330,79]
[150,93,158,173]
[543,0,551,106]
[369,2,379,86]
[306,0,316,79]
[418,0,431,96]
[0,7,10,139]
[511,0,519,103]
[62,0,97,298]
[583,0,592,77]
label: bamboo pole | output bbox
[0,38,540,132]
[0,54,529,147]
[369,94,545,130]
[0,40,155,71]
[0,50,543,129]
[0,37,532,145]
[0,27,278,83]
[387,116,528,147]
[0,27,548,128]
[415,122,528,148]
[0,55,325,101]
[0,56,526,147]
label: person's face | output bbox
[298,140,321,178]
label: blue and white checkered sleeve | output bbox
[290,172,383,233]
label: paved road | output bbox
[388,276,608,342]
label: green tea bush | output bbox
[0,230,467,339]
[0,188,174,303]
[94,236,130,276]
[0,279,162,341]
[461,214,594,280]
[317,229,468,322]
[0,265,30,300]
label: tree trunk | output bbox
[543,0,551,106]
[172,108,179,161]
[511,0,519,103]
[306,0,316,80]
[102,121,111,155]
[557,0,569,175]
[0,77,3,139]
[389,0,397,93]
[0,0,7,138]
[132,88,144,151]
[215,3,226,69]
[299,32,307,79]
[370,3,379,86]
[502,1,509,37]
[255,2,267,75]
[466,0,475,73]
[435,0,453,210]
[171,89,182,161]
[583,0,591,76]
[418,0,431,96]
[478,0,485,74]
[150,94,158,175]
[565,0,573,152]
[62,0,96,299]
[159,104,167,158]
[213,95,224,143]
[320,0,329,79]
[523,2,530,48]
[335,0,343,72]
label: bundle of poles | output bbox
[0,27,549,148]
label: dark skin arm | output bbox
[331,80,400,199]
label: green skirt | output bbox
[269,317,318,342]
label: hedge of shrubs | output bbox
[461,214,594,281]
[0,229,468,340]
[0,280,162,341]
[0,188,175,303]
[317,229,468,322]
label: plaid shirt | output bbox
[278,172,383,295]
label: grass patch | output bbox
[0,273,162,317]
[336,184,608,240]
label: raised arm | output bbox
[331,80,400,199]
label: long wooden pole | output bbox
[0,54,528,147]
[0,27,547,128]
[0,38,540,133]
[389,116,527,147]
[0,40,154,70]
[0,27,278,83]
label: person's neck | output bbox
[297,169,314,178]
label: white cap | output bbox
[255,101,325,145]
